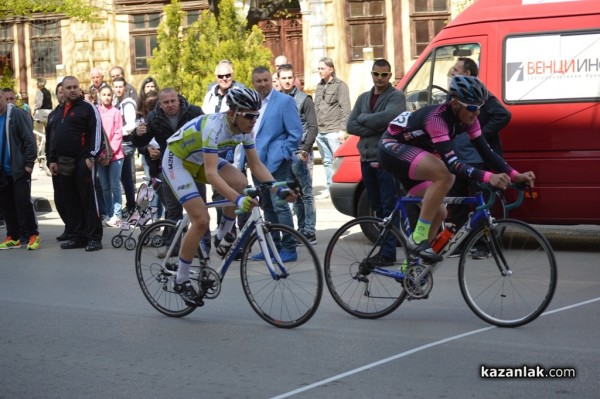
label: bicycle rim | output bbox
[240,223,323,328]
[459,219,557,327]
[135,220,198,317]
[324,217,408,319]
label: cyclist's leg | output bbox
[379,141,450,262]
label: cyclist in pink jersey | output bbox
[378,76,535,264]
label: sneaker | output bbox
[0,236,21,250]
[296,231,317,246]
[407,236,443,263]
[279,250,298,263]
[105,216,121,228]
[101,216,110,227]
[173,280,203,307]
[27,235,41,250]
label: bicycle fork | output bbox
[255,223,289,279]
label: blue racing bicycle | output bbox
[324,183,557,327]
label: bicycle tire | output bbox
[324,217,408,319]
[240,223,323,328]
[458,219,557,327]
[135,219,201,318]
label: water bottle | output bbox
[431,225,455,253]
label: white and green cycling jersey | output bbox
[167,112,255,167]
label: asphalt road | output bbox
[1,188,599,398]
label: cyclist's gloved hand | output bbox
[273,187,297,203]
[236,195,257,213]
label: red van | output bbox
[330,0,600,225]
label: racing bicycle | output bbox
[324,182,557,327]
[135,182,323,328]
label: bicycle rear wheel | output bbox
[240,223,322,328]
[135,220,202,317]
[324,217,408,319]
[459,219,557,327]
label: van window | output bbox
[403,43,481,111]
[504,31,600,103]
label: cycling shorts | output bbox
[163,149,229,205]
[378,138,431,194]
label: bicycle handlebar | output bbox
[475,182,530,212]
[235,181,299,215]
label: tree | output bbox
[209,0,301,29]
[0,64,15,91]
[150,0,272,106]
[0,0,97,21]
[148,0,184,91]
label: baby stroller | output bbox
[111,181,159,250]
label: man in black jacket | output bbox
[48,76,104,252]
[0,93,39,250]
[446,57,512,258]
[131,88,205,222]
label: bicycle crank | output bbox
[403,265,434,299]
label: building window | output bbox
[346,0,386,62]
[410,0,449,57]
[130,13,160,72]
[30,20,61,78]
[0,23,13,76]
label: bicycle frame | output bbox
[159,198,289,283]
[370,186,524,281]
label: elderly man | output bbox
[202,60,246,114]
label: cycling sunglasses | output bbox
[371,71,391,78]
[237,111,260,121]
[217,73,232,79]
[457,100,484,112]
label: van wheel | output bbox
[357,190,379,243]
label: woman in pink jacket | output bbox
[97,86,125,227]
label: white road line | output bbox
[271,297,600,399]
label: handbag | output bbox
[57,156,77,176]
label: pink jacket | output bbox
[99,104,124,161]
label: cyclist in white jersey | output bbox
[163,88,296,306]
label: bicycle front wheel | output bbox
[135,220,201,318]
[240,223,323,328]
[459,219,557,327]
[324,217,408,319]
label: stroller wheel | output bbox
[125,237,137,251]
[112,235,124,248]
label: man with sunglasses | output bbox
[378,76,535,267]
[347,59,406,264]
[162,88,296,305]
[202,60,246,115]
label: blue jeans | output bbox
[98,159,124,218]
[315,132,342,190]
[252,160,296,252]
[361,162,398,259]
[291,151,316,235]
